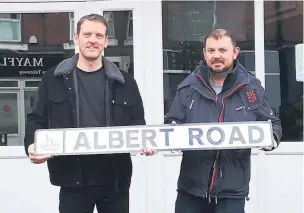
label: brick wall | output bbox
[21,13,70,46]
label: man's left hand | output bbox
[140,148,158,156]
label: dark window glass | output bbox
[162,1,255,114]
[264,1,303,142]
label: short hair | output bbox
[203,28,236,48]
[76,13,108,35]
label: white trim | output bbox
[0,43,28,51]
[254,0,265,88]
[0,0,84,2]
[139,1,163,127]
[0,2,83,12]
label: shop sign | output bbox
[0,55,64,77]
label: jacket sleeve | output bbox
[130,79,146,125]
[256,86,282,146]
[24,76,49,156]
[164,87,187,124]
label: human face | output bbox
[203,36,239,73]
[74,20,108,61]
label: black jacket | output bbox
[24,54,145,191]
[165,61,282,200]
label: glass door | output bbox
[20,79,41,144]
[0,90,20,146]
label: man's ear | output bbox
[202,48,206,59]
[74,32,79,46]
[233,47,240,60]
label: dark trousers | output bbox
[59,186,129,213]
[175,190,245,213]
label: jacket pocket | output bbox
[49,94,71,127]
[215,152,250,197]
[243,101,262,121]
[112,98,132,126]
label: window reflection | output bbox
[103,11,134,73]
[0,93,18,134]
[0,12,73,146]
[0,10,134,146]
[162,1,255,115]
[264,1,303,142]
[104,11,115,39]
[127,11,133,39]
[24,91,37,125]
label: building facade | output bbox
[0,1,303,213]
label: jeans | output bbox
[59,185,129,213]
[175,190,245,213]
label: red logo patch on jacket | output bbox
[246,90,257,103]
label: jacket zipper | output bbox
[196,73,247,199]
[209,83,247,197]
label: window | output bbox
[0,93,19,135]
[162,1,255,114]
[0,12,71,146]
[264,1,303,142]
[24,80,41,126]
[0,80,18,88]
[0,13,21,42]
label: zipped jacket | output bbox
[165,61,282,200]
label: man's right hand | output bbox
[28,144,51,164]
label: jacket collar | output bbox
[53,53,125,84]
[198,60,250,89]
[177,60,251,92]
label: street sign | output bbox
[34,121,275,156]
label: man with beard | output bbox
[24,14,152,213]
[165,29,282,213]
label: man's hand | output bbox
[139,147,158,156]
[28,144,51,164]
[262,139,278,151]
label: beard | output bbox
[209,60,234,76]
[209,66,232,75]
